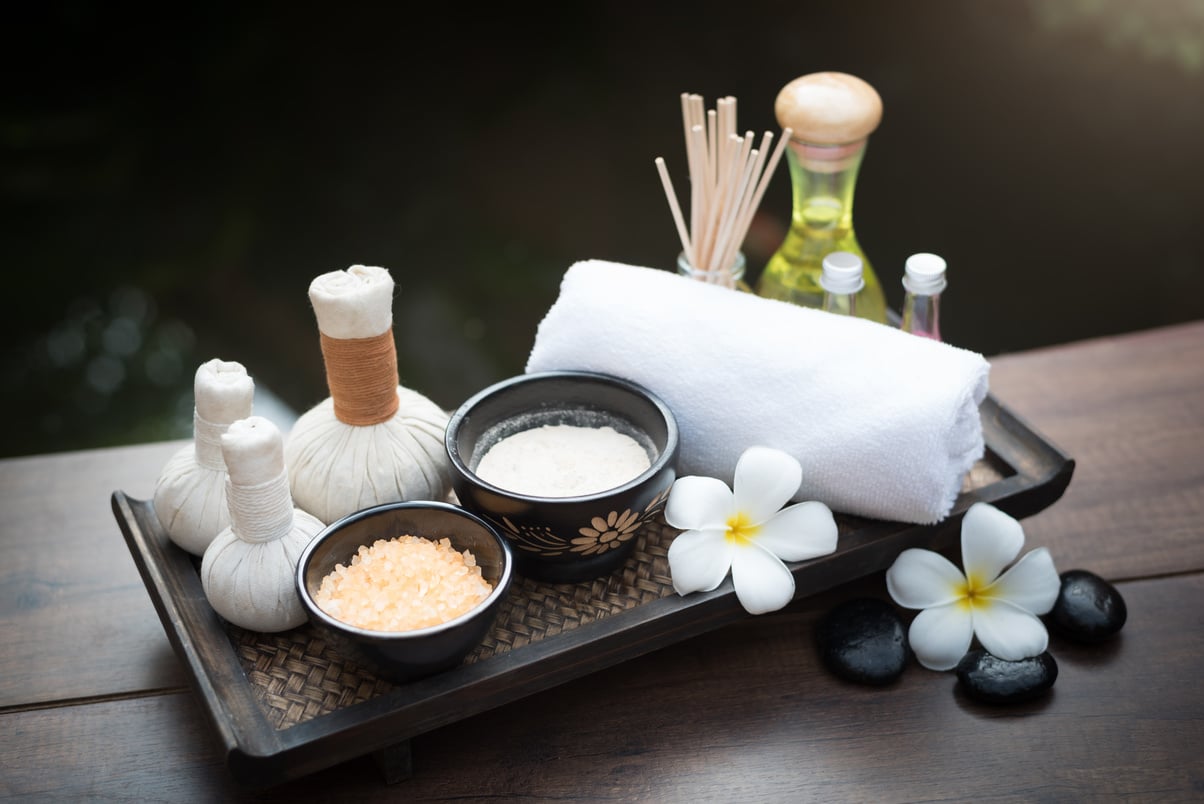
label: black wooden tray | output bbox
[112,393,1073,788]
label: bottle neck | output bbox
[901,292,942,341]
[822,291,858,317]
[787,139,866,238]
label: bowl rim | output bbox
[444,369,680,503]
[295,500,514,640]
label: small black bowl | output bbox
[296,501,513,683]
[445,370,679,583]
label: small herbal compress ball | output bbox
[154,358,255,556]
[201,416,324,632]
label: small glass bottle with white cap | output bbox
[819,251,865,316]
[900,253,947,341]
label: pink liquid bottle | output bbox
[900,253,946,341]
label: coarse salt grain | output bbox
[315,535,493,632]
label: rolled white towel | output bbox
[525,260,990,525]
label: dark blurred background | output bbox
[3,1,1203,458]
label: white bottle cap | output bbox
[819,251,865,294]
[903,253,948,295]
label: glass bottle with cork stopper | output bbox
[819,251,865,316]
[900,252,947,341]
[755,72,887,323]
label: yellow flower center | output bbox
[725,511,760,546]
[956,571,993,611]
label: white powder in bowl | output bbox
[474,423,652,497]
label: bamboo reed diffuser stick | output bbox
[657,93,791,285]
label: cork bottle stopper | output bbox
[774,72,883,145]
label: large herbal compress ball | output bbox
[285,265,453,524]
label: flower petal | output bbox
[664,476,733,531]
[984,547,1060,615]
[971,599,1050,661]
[666,528,733,595]
[908,602,975,671]
[730,544,795,615]
[961,502,1024,584]
[732,446,802,524]
[754,501,838,562]
[886,548,966,609]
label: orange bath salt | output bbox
[314,535,493,632]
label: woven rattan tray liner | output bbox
[229,462,1007,732]
[113,394,1074,787]
[226,518,681,730]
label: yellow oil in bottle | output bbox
[756,199,886,322]
[758,72,888,324]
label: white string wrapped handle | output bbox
[193,410,229,471]
[226,470,294,545]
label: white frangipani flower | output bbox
[886,502,1060,671]
[665,446,838,615]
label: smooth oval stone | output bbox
[1048,569,1127,643]
[956,649,1058,704]
[816,598,907,685]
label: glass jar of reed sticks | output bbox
[656,93,791,298]
[676,251,751,292]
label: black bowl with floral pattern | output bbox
[445,371,679,583]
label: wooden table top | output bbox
[2,320,1202,802]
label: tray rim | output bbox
[111,392,1073,788]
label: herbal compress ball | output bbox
[285,265,453,524]
[201,416,325,632]
[153,358,255,556]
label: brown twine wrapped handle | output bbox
[319,329,400,425]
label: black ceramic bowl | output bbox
[295,501,513,683]
[445,370,679,583]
